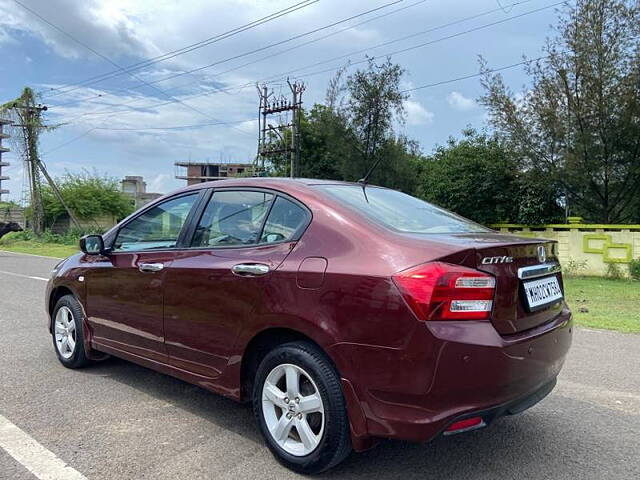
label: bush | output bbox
[605,263,624,280]
[40,170,134,225]
[563,258,588,277]
[0,228,102,246]
[629,259,640,281]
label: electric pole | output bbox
[2,87,81,234]
[255,79,305,178]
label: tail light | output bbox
[392,262,495,321]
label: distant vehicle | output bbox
[46,178,572,474]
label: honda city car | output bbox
[46,178,572,473]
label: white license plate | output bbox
[523,276,563,309]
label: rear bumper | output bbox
[330,306,572,444]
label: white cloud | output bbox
[447,91,477,111]
[147,174,170,193]
[404,99,434,126]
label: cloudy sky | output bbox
[0,0,565,200]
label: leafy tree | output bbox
[416,130,563,224]
[296,104,358,180]
[40,171,133,226]
[480,0,640,223]
[340,57,408,180]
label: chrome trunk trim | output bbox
[517,262,561,280]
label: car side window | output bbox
[260,196,309,244]
[113,194,198,252]
[192,190,273,247]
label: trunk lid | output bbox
[463,234,563,335]
[396,232,565,335]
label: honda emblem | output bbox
[537,245,546,263]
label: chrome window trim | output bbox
[518,262,561,280]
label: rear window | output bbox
[318,185,491,234]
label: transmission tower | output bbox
[255,79,305,177]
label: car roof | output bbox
[179,177,368,193]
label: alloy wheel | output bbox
[54,306,77,359]
[261,363,325,456]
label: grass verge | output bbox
[564,276,639,333]
[0,240,78,258]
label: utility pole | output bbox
[287,79,306,178]
[255,79,305,177]
[2,87,81,234]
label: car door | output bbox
[163,188,311,379]
[85,191,203,363]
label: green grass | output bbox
[0,240,78,258]
[564,276,640,333]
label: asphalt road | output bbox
[1,250,639,480]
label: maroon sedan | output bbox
[46,178,572,473]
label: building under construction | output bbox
[0,118,10,197]
[175,160,254,185]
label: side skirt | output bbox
[91,341,242,401]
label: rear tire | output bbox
[253,341,352,474]
[51,295,91,369]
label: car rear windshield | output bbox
[318,185,491,234]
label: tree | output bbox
[416,130,564,224]
[480,0,640,223]
[341,57,408,180]
[40,171,133,227]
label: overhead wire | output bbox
[37,0,319,97]
[52,0,542,124]
[48,0,407,109]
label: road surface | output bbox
[1,250,638,479]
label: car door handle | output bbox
[231,263,270,276]
[138,262,165,273]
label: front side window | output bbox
[318,185,491,234]
[192,190,273,247]
[260,196,309,244]
[114,194,198,252]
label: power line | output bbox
[48,0,405,110]
[94,119,255,131]
[43,53,549,155]
[53,0,426,109]
[13,0,256,136]
[400,55,547,93]
[38,0,319,97]
[259,0,561,83]
[53,0,544,123]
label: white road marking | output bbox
[0,249,64,260]
[0,270,48,282]
[0,414,87,480]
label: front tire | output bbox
[253,341,351,474]
[52,295,91,369]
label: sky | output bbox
[0,0,566,201]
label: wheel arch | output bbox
[48,286,76,331]
[239,327,339,403]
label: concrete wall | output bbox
[0,206,26,227]
[51,214,117,234]
[492,222,640,277]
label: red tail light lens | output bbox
[392,262,495,321]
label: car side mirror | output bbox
[80,234,106,255]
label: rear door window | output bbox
[260,196,309,244]
[192,190,273,247]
